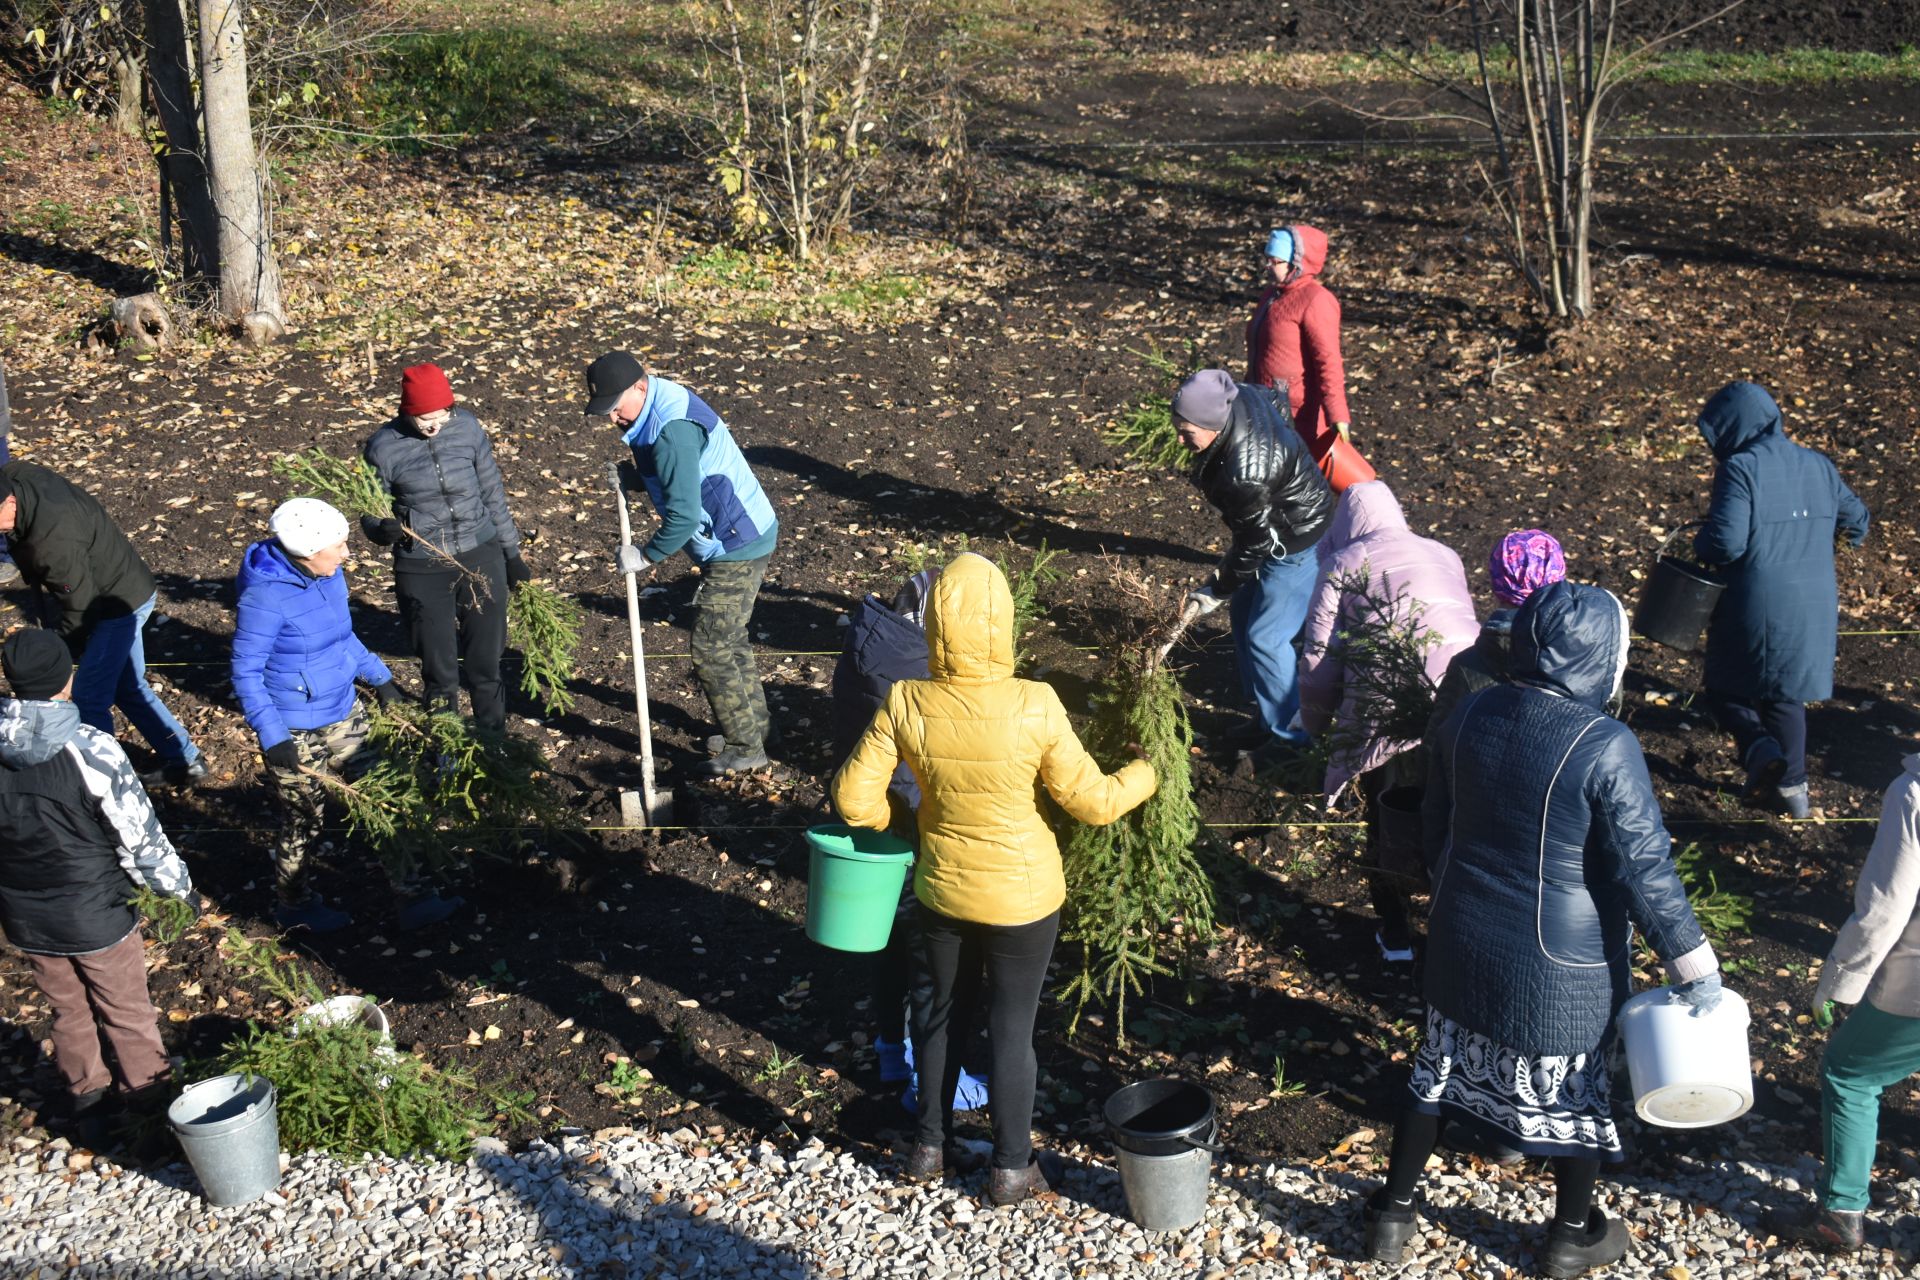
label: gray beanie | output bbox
[1170,369,1239,433]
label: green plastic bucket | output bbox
[805,824,914,953]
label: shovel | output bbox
[609,463,675,827]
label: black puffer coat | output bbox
[1190,382,1335,591]
[1422,582,1714,1055]
[2,462,155,650]
[363,407,520,568]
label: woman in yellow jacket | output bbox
[833,553,1157,1205]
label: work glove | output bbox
[1812,967,1846,1029]
[504,554,533,587]
[616,543,650,575]
[1671,971,1723,1018]
[262,740,300,772]
[372,681,408,708]
[359,515,406,547]
[181,891,209,922]
[1184,584,1226,618]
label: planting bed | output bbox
[2,3,1919,1188]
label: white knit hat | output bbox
[269,497,350,559]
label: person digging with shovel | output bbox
[585,351,780,776]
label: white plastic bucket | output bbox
[1617,985,1753,1128]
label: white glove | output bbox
[1185,585,1225,617]
[616,544,650,575]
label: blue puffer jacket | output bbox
[231,540,392,750]
[1693,382,1869,702]
[1423,581,1715,1056]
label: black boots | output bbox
[1764,1200,1865,1253]
[1540,1208,1630,1278]
[1362,1188,1418,1263]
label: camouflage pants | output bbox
[265,704,400,904]
[690,554,772,754]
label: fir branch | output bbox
[508,580,582,717]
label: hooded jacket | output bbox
[0,461,155,650]
[1815,755,1920,1018]
[231,539,393,751]
[1423,610,1518,748]
[1692,382,1869,702]
[1245,224,1350,454]
[1423,581,1715,1055]
[831,554,1157,926]
[1297,482,1479,799]
[0,698,193,955]
[363,407,521,570]
[1191,382,1336,593]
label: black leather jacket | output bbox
[1190,383,1335,591]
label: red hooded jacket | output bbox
[1245,224,1350,456]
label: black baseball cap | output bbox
[584,351,645,417]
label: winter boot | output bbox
[1741,741,1787,806]
[986,1154,1060,1208]
[1539,1208,1630,1278]
[395,891,465,931]
[1763,1200,1864,1253]
[1362,1187,1419,1264]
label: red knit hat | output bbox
[399,363,454,417]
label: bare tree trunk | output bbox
[196,0,283,340]
[112,48,145,137]
[832,0,886,232]
[141,0,219,284]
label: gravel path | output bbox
[1,1123,1911,1278]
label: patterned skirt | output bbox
[1407,1004,1624,1160]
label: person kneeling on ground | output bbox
[0,628,203,1136]
[833,553,1156,1207]
[1766,753,1920,1253]
[231,499,462,934]
[1296,480,1478,964]
[1365,581,1720,1279]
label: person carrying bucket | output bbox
[0,628,204,1143]
[1166,370,1336,772]
[1294,480,1478,964]
[1765,754,1920,1253]
[1363,581,1721,1278]
[1691,381,1868,819]
[829,566,988,1116]
[832,553,1156,1207]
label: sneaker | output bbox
[876,1037,911,1084]
[395,891,465,931]
[1776,783,1811,820]
[1376,929,1416,964]
[1362,1187,1418,1264]
[1540,1208,1630,1278]
[1763,1200,1864,1253]
[0,560,20,588]
[273,896,353,933]
[901,1067,991,1116]
[139,758,208,789]
[703,748,771,777]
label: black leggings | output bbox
[911,902,1058,1170]
[1382,1107,1600,1228]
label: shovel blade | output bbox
[617,788,676,827]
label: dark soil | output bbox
[3,8,1920,1185]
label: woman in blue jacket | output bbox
[1694,381,1868,818]
[1363,582,1721,1278]
[232,499,461,933]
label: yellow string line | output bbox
[134,628,1920,668]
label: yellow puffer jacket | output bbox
[831,553,1157,927]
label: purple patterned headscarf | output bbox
[1489,529,1566,607]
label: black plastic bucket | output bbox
[1105,1079,1220,1156]
[1634,554,1725,652]
[1373,786,1427,885]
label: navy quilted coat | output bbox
[231,540,393,751]
[1422,582,1713,1056]
[1693,381,1869,702]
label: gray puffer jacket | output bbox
[363,407,520,568]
